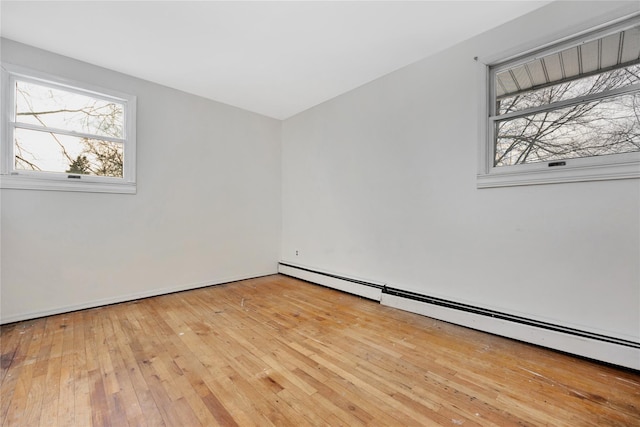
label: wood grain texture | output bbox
[1,274,639,426]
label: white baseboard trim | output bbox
[381,293,640,371]
[0,271,277,325]
[278,262,383,301]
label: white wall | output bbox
[1,39,282,323]
[282,1,640,343]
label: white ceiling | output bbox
[1,1,551,119]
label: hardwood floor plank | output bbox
[38,355,62,426]
[1,274,639,426]
[2,362,35,427]
[56,315,76,427]
[72,312,92,427]
[106,316,147,426]
[0,322,38,425]
[16,318,58,427]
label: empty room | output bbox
[1,1,639,426]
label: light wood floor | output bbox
[1,275,639,426]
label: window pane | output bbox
[497,63,640,115]
[15,80,124,138]
[14,128,123,177]
[494,92,640,166]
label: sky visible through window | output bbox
[14,80,125,177]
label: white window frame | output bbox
[1,63,136,193]
[477,16,640,189]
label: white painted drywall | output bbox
[281,1,640,343]
[0,39,282,323]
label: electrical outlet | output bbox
[295,250,299,256]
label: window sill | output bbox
[0,175,136,194]
[477,160,640,188]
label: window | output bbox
[478,17,640,188]
[1,64,136,193]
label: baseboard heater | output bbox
[278,262,383,301]
[278,262,640,371]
